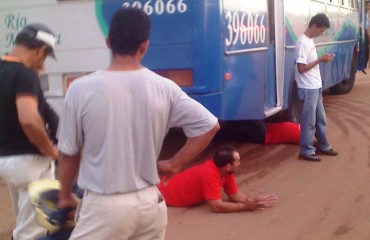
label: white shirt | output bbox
[295,34,322,89]
[57,68,218,194]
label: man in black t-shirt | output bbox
[0,24,58,240]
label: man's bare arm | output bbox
[157,122,220,178]
[16,96,58,159]
[57,152,80,209]
[228,191,248,203]
[207,193,278,213]
[297,54,334,74]
[207,199,257,213]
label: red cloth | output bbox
[264,122,300,144]
[158,160,238,207]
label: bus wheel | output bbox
[330,51,357,95]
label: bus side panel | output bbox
[283,0,309,110]
[284,0,361,110]
[185,0,224,116]
[282,49,296,111]
[222,53,267,120]
[221,1,269,120]
[90,0,225,115]
[140,0,224,95]
[319,3,358,89]
[265,47,277,111]
[188,0,223,95]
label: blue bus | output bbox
[0,0,366,120]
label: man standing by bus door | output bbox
[294,13,338,162]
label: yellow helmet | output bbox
[28,179,77,233]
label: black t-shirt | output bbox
[0,59,43,156]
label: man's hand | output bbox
[157,159,182,183]
[244,193,278,210]
[57,193,79,222]
[320,53,335,63]
[57,193,79,210]
[157,123,220,182]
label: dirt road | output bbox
[2,72,370,240]
[164,72,370,240]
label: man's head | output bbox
[16,23,56,59]
[308,13,330,38]
[107,7,151,56]
[366,0,370,10]
[213,145,241,174]
[14,23,56,70]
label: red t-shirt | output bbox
[264,122,300,144]
[158,160,238,207]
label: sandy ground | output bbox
[1,71,370,240]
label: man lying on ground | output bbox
[242,120,300,145]
[158,145,278,213]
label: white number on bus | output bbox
[225,11,266,47]
[122,0,188,15]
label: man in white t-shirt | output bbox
[294,13,338,162]
[56,7,220,239]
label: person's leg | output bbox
[297,88,319,155]
[315,89,331,151]
[0,155,53,240]
[131,187,167,240]
[70,186,167,240]
[69,191,138,239]
[14,189,45,239]
[0,157,17,240]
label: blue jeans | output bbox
[297,88,331,155]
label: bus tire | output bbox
[330,51,357,95]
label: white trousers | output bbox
[70,185,167,240]
[0,154,54,240]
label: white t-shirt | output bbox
[295,34,322,89]
[57,68,218,194]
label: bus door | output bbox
[223,2,271,120]
[265,0,285,117]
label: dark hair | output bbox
[16,33,45,50]
[309,13,330,28]
[108,7,151,56]
[213,145,238,168]
[15,24,55,57]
